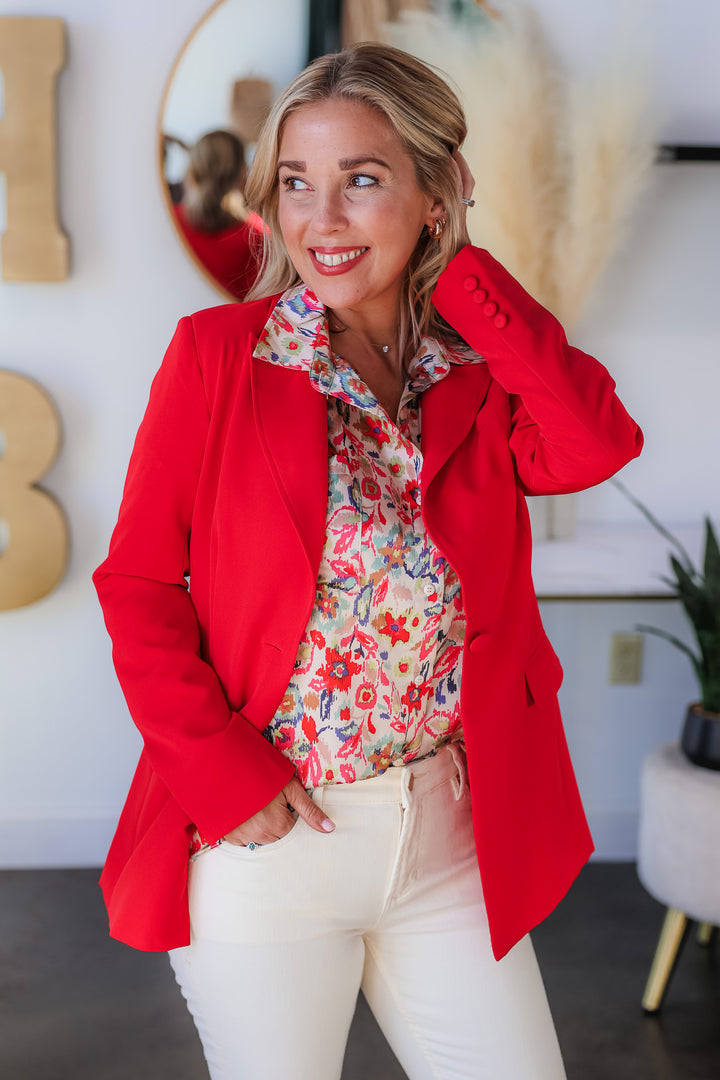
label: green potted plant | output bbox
[614,480,720,770]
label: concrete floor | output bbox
[0,863,718,1079]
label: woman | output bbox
[95,43,642,1079]
[173,129,264,300]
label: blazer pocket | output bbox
[524,637,564,707]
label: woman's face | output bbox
[276,98,440,321]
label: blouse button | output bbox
[414,675,424,686]
[423,581,435,596]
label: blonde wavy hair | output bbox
[244,42,468,350]
[183,130,246,232]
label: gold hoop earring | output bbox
[429,217,446,239]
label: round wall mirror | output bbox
[159,0,316,300]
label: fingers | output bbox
[223,810,293,846]
[452,149,475,201]
[449,150,474,251]
[449,153,463,197]
[283,776,335,835]
[222,790,295,846]
[221,778,336,847]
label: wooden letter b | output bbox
[0,370,68,610]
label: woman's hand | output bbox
[221,775,335,846]
[451,149,475,250]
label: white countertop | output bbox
[532,523,703,600]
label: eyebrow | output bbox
[277,156,392,172]
[339,156,392,171]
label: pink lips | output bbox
[309,246,370,275]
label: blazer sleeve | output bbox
[93,317,295,843]
[432,245,643,494]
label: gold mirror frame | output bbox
[157,0,315,301]
[157,1,236,301]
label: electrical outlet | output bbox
[609,633,644,684]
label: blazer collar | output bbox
[420,361,493,491]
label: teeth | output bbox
[313,247,367,267]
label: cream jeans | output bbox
[169,745,566,1080]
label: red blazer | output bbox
[94,245,642,959]
[172,203,263,300]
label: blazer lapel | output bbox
[250,356,329,574]
[421,362,492,490]
[250,354,491,570]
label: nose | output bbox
[311,187,348,235]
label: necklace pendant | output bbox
[381,345,390,353]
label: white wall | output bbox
[0,0,717,867]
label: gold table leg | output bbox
[642,907,688,1014]
[696,922,716,947]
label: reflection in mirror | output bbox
[159,0,311,299]
[165,128,266,300]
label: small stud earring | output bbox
[430,217,446,239]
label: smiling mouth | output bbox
[311,247,369,268]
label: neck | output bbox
[327,325,407,421]
[327,288,405,346]
[328,310,403,357]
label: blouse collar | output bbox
[253,283,484,410]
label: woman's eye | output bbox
[348,174,378,189]
[281,176,309,192]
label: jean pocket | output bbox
[216,812,303,858]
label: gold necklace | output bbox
[328,317,394,355]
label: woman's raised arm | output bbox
[432,244,643,494]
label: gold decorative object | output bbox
[0,17,69,282]
[230,78,273,145]
[343,0,432,48]
[0,370,69,610]
[473,0,501,20]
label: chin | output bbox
[307,278,374,312]
[310,272,398,316]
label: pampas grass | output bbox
[382,0,657,538]
[382,0,657,331]
[552,63,656,329]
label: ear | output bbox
[425,195,446,230]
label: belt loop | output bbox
[400,766,413,810]
[448,742,467,800]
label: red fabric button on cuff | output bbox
[483,301,498,317]
[494,312,509,329]
[463,275,478,291]
[472,288,488,304]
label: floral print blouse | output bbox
[254,284,485,789]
